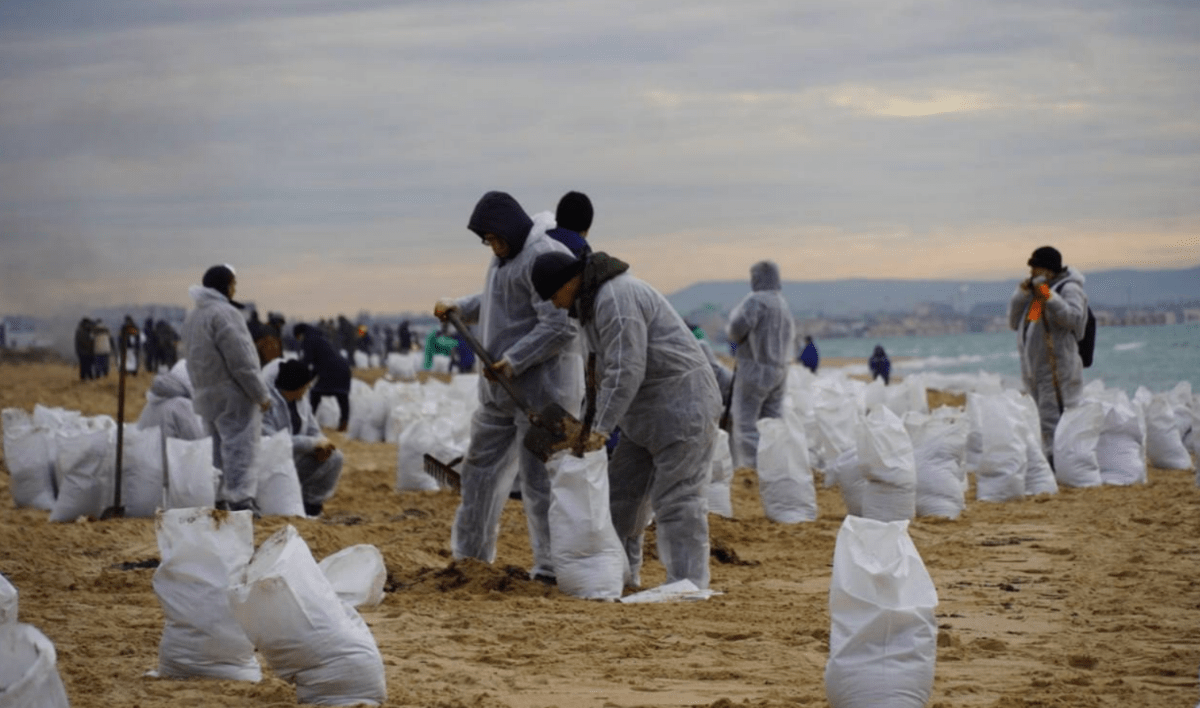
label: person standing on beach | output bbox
[799,335,819,373]
[869,345,891,385]
[182,264,273,515]
[74,318,95,381]
[545,190,593,258]
[725,261,796,471]
[92,321,113,378]
[433,190,582,582]
[293,323,353,432]
[1008,246,1089,463]
[530,250,722,589]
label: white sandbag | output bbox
[394,417,460,492]
[756,416,818,523]
[1192,400,1200,479]
[963,394,984,478]
[707,429,734,518]
[315,397,340,429]
[431,354,450,373]
[229,525,387,706]
[1168,381,1193,440]
[825,516,937,708]
[884,374,929,418]
[904,411,966,519]
[827,447,866,517]
[120,424,166,518]
[0,573,16,626]
[856,406,916,521]
[318,545,387,608]
[1146,394,1194,471]
[346,380,385,443]
[152,507,260,681]
[547,450,628,600]
[1095,391,1147,486]
[352,350,369,369]
[972,393,1027,502]
[164,437,217,509]
[2,409,56,510]
[814,395,859,464]
[1053,401,1105,488]
[1187,394,1199,458]
[385,352,417,381]
[0,623,71,708]
[49,420,115,523]
[1006,393,1058,496]
[256,429,306,517]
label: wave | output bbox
[1113,341,1146,352]
[896,351,1018,370]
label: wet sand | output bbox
[2,361,1199,707]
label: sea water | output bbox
[813,322,1199,396]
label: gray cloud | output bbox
[1,0,1197,317]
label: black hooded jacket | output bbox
[467,191,534,263]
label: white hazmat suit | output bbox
[260,359,343,511]
[576,255,722,589]
[136,361,205,441]
[450,192,583,579]
[1008,267,1089,455]
[182,285,271,504]
[726,261,796,470]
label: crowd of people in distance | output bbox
[73,316,180,381]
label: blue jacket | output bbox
[799,341,819,371]
[545,227,591,259]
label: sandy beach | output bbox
[2,360,1199,708]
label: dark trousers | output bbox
[309,390,350,430]
[79,355,94,380]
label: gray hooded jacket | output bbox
[1008,266,1089,410]
[726,261,796,393]
[182,285,271,422]
[455,199,582,414]
[583,273,722,450]
[136,364,205,440]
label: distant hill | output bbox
[667,265,1200,318]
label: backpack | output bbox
[1053,281,1096,368]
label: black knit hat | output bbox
[531,252,586,301]
[275,359,315,392]
[202,264,236,298]
[556,191,594,233]
[1027,246,1064,273]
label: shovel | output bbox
[422,454,462,492]
[443,311,580,462]
[100,336,128,520]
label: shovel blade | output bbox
[422,454,462,492]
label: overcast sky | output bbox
[1,0,1197,320]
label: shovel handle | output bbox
[444,310,537,421]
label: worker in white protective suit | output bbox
[1008,246,1089,462]
[261,358,343,518]
[530,250,722,589]
[434,191,583,581]
[182,264,272,514]
[136,359,205,441]
[725,260,796,470]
